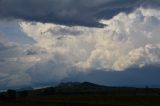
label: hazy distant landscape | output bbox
[0,82,160,106]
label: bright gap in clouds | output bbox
[0,7,160,89]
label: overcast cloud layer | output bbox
[0,0,160,89]
[0,0,160,27]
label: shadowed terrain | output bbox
[0,82,160,106]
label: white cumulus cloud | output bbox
[20,7,160,73]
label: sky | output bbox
[0,0,160,90]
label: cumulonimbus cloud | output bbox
[19,7,160,85]
[1,6,160,89]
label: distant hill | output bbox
[0,82,160,106]
[15,87,33,91]
[1,82,160,97]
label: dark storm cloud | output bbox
[0,0,157,27]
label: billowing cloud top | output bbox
[0,0,160,90]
